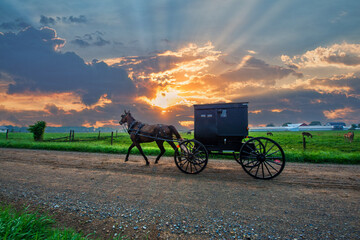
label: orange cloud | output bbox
[179,120,194,128]
[0,91,83,111]
[281,42,360,68]
[82,120,119,128]
[323,107,355,120]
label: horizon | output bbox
[1,0,359,128]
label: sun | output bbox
[138,89,192,109]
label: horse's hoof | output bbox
[146,162,150,166]
[154,161,159,164]
[124,159,128,162]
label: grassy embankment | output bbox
[0,130,359,164]
[0,203,125,240]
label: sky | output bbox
[0,0,359,129]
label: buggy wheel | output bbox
[174,139,208,174]
[237,137,285,179]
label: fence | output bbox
[3,130,121,145]
[44,130,121,145]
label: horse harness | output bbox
[127,121,170,141]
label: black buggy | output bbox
[175,102,285,179]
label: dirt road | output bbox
[0,148,359,239]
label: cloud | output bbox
[291,73,360,98]
[281,42,360,68]
[71,32,110,48]
[0,18,30,30]
[67,15,87,23]
[221,56,303,86]
[0,27,135,105]
[40,15,56,25]
[39,15,88,25]
[70,38,90,47]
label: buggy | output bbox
[174,102,285,179]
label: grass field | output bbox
[0,202,126,240]
[0,130,359,164]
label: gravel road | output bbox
[0,148,359,239]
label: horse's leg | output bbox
[155,140,165,164]
[125,142,135,162]
[135,143,150,165]
[167,141,178,151]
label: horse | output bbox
[119,110,183,165]
[266,132,273,136]
[344,132,354,143]
[302,132,312,138]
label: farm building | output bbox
[250,125,344,132]
[287,123,308,127]
[325,122,346,127]
[325,122,346,130]
[0,126,8,133]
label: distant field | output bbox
[0,130,359,164]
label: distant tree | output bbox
[28,121,46,141]
[266,123,275,127]
[282,122,292,127]
[309,121,322,126]
[358,123,360,128]
[349,124,357,130]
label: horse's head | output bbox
[119,110,131,125]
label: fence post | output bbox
[302,136,306,150]
[111,131,114,145]
[69,130,72,142]
[72,130,75,141]
[6,129,9,140]
[98,130,101,140]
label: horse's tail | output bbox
[169,125,183,141]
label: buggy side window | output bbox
[220,109,227,118]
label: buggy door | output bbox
[194,109,217,146]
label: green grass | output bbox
[0,202,128,239]
[0,130,359,164]
[0,203,88,240]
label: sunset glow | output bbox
[0,0,359,128]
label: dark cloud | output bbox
[221,56,303,85]
[0,27,135,105]
[326,54,360,67]
[94,36,110,46]
[161,39,171,44]
[71,32,110,48]
[68,15,87,23]
[235,87,360,126]
[40,15,56,25]
[39,15,87,25]
[306,75,360,95]
[0,18,30,30]
[70,38,90,47]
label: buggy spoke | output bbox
[174,139,208,174]
[264,161,278,172]
[263,162,273,177]
[266,150,281,157]
[241,150,258,157]
[265,144,276,155]
[239,137,285,179]
[254,163,261,176]
[267,159,283,166]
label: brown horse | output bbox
[302,132,313,138]
[344,132,354,143]
[119,110,182,165]
[266,132,273,136]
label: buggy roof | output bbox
[193,102,248,110]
